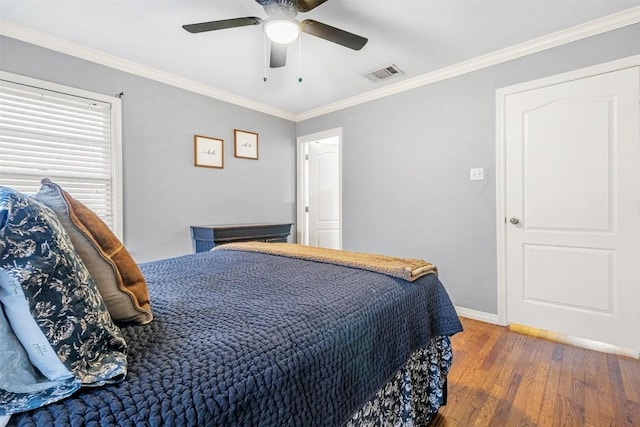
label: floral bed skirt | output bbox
[346,335,453,426]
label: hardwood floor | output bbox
[431,317,640,426]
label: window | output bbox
[0,72,123,237]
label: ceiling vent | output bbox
[362,64,404,83]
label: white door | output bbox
[505,66,640,351]
[307,139,340,249]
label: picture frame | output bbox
[194,135,224,169]
[234,129,259,160]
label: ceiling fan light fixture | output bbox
[264,18,300,44]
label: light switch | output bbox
[470,168,484,181]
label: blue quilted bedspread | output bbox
[9,250,462,426]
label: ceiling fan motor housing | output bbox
[256,0,297,7]
[259,0,299,19]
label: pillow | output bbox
[0,298,80,416]
[36,178,152,324]
[0,186,127,389]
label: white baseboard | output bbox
[454,306,501,325]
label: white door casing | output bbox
[497,58,640,354]
[296,128,342,249]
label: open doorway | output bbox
[296,128,342,249]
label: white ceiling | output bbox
[1,0,639,117]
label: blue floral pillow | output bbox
[0,186,127,415]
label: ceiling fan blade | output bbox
[183,17,261,33]
[301,20,368,50]
[295,0,330,12]
[270,41,287,68]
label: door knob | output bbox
[510,217,520,225]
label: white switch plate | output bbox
[470,168,484,181]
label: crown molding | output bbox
[294,6,640,121]
[1,6,639,123]
[0,19,297,122]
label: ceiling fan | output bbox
[182,0,368,68]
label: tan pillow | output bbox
[36,178,152,324]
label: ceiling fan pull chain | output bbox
[263,31,268,82]
[297,35,303,83]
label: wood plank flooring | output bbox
[431,317,640,426]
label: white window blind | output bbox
[0,73,122,236]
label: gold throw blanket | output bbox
[213,242,437,282]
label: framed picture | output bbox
[194,135,224,169]
[234,129,259,160]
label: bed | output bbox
[0,182,463,426]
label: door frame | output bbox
[296,127,343,248]
[495,54,640,327]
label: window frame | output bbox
[0,71,124,239]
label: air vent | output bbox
[362,64,404,83]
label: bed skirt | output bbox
[347,335,453,426]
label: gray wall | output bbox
[0,36,296,262]
[2,23,639,314]
[296,24,640,314]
